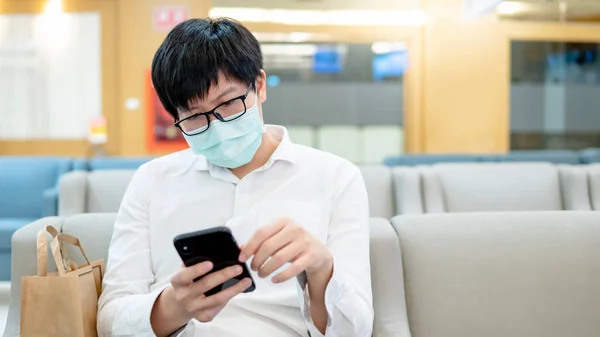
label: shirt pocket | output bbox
[257,200,329,244]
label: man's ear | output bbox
[257,69,267,104]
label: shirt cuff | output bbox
[296,264,346,337]
[140,284,192,337]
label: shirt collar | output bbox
[192,125,297,172]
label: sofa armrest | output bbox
[41,187,59,217]
[58,171,88,216]
[4,217,65,337]
[370,218,411,337]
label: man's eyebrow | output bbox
[187,86,238,113]
[213,86,238,102]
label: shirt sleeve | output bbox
[296,163,374,337]
[96,163,190,337]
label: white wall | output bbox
[0,12,101,140]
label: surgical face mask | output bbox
[183,100,264,168]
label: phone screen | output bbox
[173,227,255,296]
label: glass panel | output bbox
[261,41,406,164]
[510,40,600,150]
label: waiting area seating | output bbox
[393,163,593,214]
[5,211,600,336]
[0,157,71,280]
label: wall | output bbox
[3,0,600,156]
[420,0,600,153]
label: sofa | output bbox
[393,163,592,214]
[3,214,405,337]
[6,211,600,337]
[0,156,71,280]
[391,211,600,337]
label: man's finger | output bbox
[272,254,311,284]
[239,218,287,262]
[171,261,213,287]
[250,228,294,272]
[190,264,244,297]
[202,277,253,308]
[257,239,303,278]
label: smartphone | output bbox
[173,226,256,296]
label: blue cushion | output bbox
[384,154,481,167]
[0,157,71,218]
[0,218,34,250]
[482,150,580,165]
[75,157,154,171]
[580,148,600,164]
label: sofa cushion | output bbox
[0,157,70,218]
[0,218,36,250]
[428,163,563,212]
[86,170,136,213]
[392,211,600,337]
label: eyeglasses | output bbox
[175,85,253,136]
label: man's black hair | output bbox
[151,17,263,120]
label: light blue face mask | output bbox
[183,101,264,169]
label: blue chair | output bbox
[383,154,482,167]
[482,150,580,165]
[580,148,600,164]
[72,157,154,171]
[0,156,71,280]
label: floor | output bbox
[0,282,10,335]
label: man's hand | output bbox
[169,262,253,321]
[151,262,252,336]
[239,217,333,283]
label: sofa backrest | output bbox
[358,165,394,218]
[59,170,136,216]
[392,211,600,337]
[59,166,395,218]
[0,157,70,218]
[586,164,600,210]
[421,163,589,212]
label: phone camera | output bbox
[181,245,192,255]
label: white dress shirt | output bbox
[97,126,373,337]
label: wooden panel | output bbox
[0,140,89,156]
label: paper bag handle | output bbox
[50,233,92,276]
[36,226,60,277]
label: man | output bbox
[97,18,373,337]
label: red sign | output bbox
[153,6,190,31]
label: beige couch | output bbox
[6,212,600,337]
[392,211,600,337]
[393,163,593,213]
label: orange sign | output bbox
[146,70,188,153]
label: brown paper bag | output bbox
[20,226,105,337]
